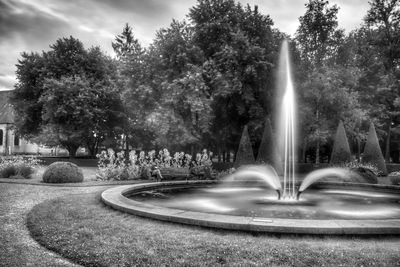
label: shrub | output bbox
[388,172,400,185]
[256,118,281,171]
[0,156,40,179]
[234,125,255,168]
[42,162,84,183]
[362,122,387,175]
[391,176,400,185]
[330,120,351,164]
[0,165,17,178]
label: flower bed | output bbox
[96,148,214,181]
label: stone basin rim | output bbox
[101,180,400,235]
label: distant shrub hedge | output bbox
[42,162,84,183]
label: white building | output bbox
[0,90,54,155]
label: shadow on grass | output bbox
[26,190,400,267]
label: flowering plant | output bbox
[96,148,213,180]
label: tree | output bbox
[330,120,351,164]
[11,36,124,157]
[363,0,400,161]
[112,24,154,151]
[39,76,124,157]
[148,20,212,150]
[295,0,343,70]
[295,0,366,163]
[189,0,278,160]
[112,23,143,61]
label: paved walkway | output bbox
[0,183,108,266]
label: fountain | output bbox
[279,40,296,200]
[101,40,400,235]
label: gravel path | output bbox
[0,183,107,267]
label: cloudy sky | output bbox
[0,0,370,91]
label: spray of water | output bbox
[225,165,282,195]
[278,40,296,199]
[298,168,354,193]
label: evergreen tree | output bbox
[234,125,255,167]
[362,122,387,175]
[330,120,351,164]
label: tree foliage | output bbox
[10,0,400,164]
[11,36,124,156]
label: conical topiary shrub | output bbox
[256,118,281,170]
[362,122,387,175]
[330,120,351,164]
[234,125,255,168]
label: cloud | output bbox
[0,0,371,91]
[0,0,71,46]
[0,73,16,91]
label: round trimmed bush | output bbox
[42,162,84,183]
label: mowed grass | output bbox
[27,191,400,267]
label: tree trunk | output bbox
[302,140,307,163]
[315,139,320,165]
[385,121,391,162]
[67,145,79,158]
[315,110,320,165]
[124,135,129,161]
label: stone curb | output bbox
[101,181,400,235]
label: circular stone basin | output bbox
[101,180,400,235]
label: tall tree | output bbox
[295,0,365,163]
[189,0,278,159]
[11,37,124,157]
[295,0,343,70]
[363,0,400,161]
[39,76,124,156]
[112,24,154,150]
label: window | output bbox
[14,135,19,146]
[0,129,3,146]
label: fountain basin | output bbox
[101,180,400,235]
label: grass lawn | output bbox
[27,190,400,267]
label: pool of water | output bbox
[130,185,400,220]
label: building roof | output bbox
[0,90,15,124]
